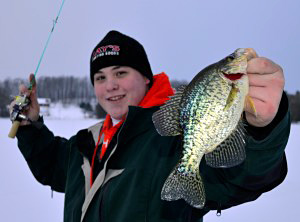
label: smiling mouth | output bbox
[107,95,125,101]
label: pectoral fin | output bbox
[224,84,239,111]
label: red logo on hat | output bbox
[92,45,120,61]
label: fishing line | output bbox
[29,0,67,90]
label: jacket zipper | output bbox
[99,117,128,222]
[216,202,222,216]
[99,182,110,222]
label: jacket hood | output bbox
[138,72,175,108]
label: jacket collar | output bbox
[117,106,159,146]
[138,72,174,108]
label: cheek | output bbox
[94,86,105,101]
[127,83,147,104]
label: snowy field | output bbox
[0,106,298,221]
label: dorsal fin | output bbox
[152,85,186,136]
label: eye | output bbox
[94,74,106,82]
[116,71,127,77]
[226,55,235,62]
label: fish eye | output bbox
[226,55,235,62]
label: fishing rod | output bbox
[8,0,67,138]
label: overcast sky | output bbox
[1,0,299,93]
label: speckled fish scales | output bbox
[152,48,257,209]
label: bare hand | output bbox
[245,57,284,127]
[9,74,40,126]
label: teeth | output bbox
[109,95,124,101]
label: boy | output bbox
[14,30,289,221]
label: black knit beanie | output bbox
[90,30,153,87]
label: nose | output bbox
[106,78,119,91]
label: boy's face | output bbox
[93,66,150,120]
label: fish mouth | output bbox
[222,72,245,81]
[221,48,258,81]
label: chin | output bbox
[108,107,129,120]
[110,113,125,120]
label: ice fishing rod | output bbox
[8,0,67,138]
[30,0,67,89]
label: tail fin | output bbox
[161,163,206,209]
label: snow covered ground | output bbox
[47,102,90,119]
[0,106,298,221]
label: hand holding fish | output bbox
[245,58,284,127]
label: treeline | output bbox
[0,76,299,122]
[0,76,96,117]
[37,76,95,103]
[289,91,300,122]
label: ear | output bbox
[144,77,150,85]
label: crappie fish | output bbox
[152,48,257,209]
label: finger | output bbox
[244,96,266,116]
[248,73,272,87]
[27,75,39,111]
[27,73,38,102]
[248,71,285,89]
[247,57,281,74]
[29,73,37,91]
[248,85,268,103]
[9,100,16,114]
[247,85,282,122]
[248,84,283,107]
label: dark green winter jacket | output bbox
[16,94,290,222]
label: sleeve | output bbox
[200,91,290,211]
[16,117,73,193]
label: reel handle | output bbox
[8,121,21,138]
